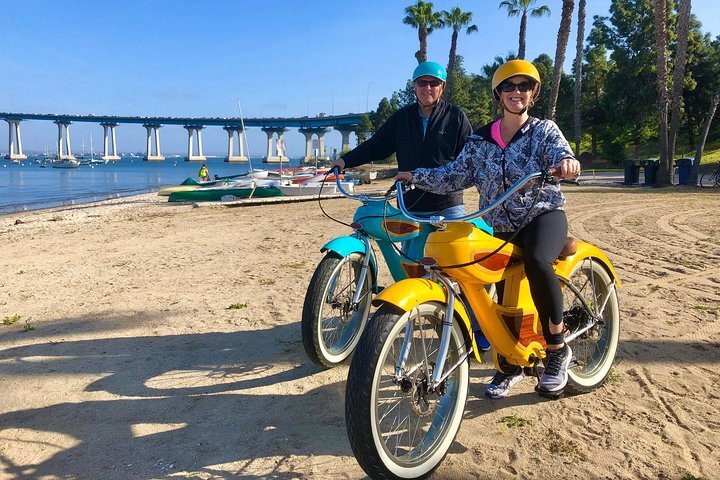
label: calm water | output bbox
[0,155,304,215]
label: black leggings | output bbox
[496,209,568,346]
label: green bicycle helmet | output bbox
[412,61,447,82]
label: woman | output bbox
[396,59,581,398]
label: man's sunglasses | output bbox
[415,79,442,88]
[499,81,535,93]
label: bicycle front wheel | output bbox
[301,252,373,368]
[345,302,469,480]
[563,258,620,393]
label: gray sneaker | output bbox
[484,367,525,399]
[539,344,572,393]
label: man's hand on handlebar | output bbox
[329,158,345,173]
[395,171,413,183]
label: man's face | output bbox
[414,76,444,107]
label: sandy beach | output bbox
[0,180,718,480]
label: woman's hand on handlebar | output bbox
[395,171,413,183]
[555,157,581,179]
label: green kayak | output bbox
[168,186,284,202]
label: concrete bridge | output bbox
[1,112,365,163]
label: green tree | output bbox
[547,0,575,121]
[689,35,720,181]
[403,1,444,64]
[581,23,611,158]
[653,0,671,184]
[442,7,478,100]
[371,97,398,131]
[573,0,587,154]
[394,80,417,108]
[355,114,374,144]
[667,0,691,181]
[499,0,551,59]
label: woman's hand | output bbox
[395,171,413,183]
[556,157,581,179]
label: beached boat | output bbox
[158,170,272,196]
[167,184,284,202]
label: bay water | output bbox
[0,155,305,215]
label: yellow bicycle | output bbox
[345,170,621,479]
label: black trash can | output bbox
[642,159,659,186]
[623,159,641,185]
[675,158,693,185]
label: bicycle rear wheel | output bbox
[562,258,620,393]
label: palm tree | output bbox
[653,0,670,185]
[669,0,692,182]
[499,0,550,59]
[403,1,444,65]
[573,0,586,155]
[547,0,574,121]
[442,7,478,99]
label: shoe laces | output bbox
[544,347,566,376]
[491,368,521,385]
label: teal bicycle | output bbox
[301,174,492,368]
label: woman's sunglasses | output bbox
[415,79,442,88]
[499,81,535,93]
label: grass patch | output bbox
[499,413,533,428]
[649,284,662,293]
[3,314,21,325]
[693,305,717,313]
[227,303,248,310]
[283,262,306,270]
[548,438,581,456]
[605,368,621,384]
[691,344,708,352]
[23,320,34,331]
[260,279,276,286]
[666,319,680,325]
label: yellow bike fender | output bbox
[555,241,622,287]
[373,278,482,361]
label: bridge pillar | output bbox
[100,123,121,161]
[223,126,248,162]
[53,121,75,160]
[4,120,27,161]
[334,125,357,153]
[261,127,289,163]
[143,124,164,161]
[184,126,206,162]
[298,127,332,164]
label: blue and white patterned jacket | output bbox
[412,118,574,233]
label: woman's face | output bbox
[499,75,536,113]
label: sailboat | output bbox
[237,99,268,178]
[88,132,103,165]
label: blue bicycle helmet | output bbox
[412,61,447,82]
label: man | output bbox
[330,61,471,220]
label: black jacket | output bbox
[342,99,471,212]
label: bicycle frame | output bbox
[321,181,492,307]
[376,174,621,385]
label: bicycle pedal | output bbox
[568,357,581,369]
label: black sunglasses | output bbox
[415,79,442,88]
[499,81,535,93]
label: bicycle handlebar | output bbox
[395,169,555,224]
[331,167,400,202]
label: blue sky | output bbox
[2,0,718,157]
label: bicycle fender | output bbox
[322,236,379,286]
[373,278,482,359]
[555,241,622,287]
